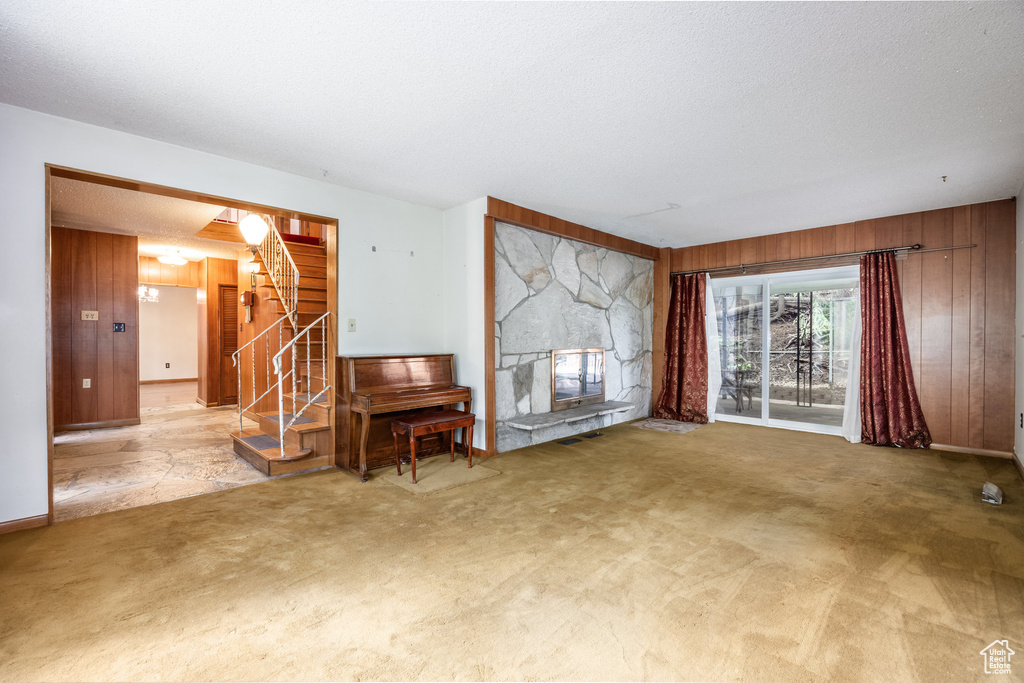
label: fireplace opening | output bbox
[551,348,605,412]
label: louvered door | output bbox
[219,285,239,404]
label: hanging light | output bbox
[246,258,261,274]
[138,285,159,303]
[239,213,270,251]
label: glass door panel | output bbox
[712,283,763,421]
[767,280,857,429]
[553,354,581,401]
[581,352,603,397]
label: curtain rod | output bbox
[671,243,977,276]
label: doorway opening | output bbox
[45,166,338,523]
[712,266,859,436]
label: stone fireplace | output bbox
[494,222,653,452]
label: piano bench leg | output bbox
[392,430,402,477]
[410,434,418,484]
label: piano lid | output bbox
[346,353,457,394]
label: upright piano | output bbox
[335,354,472,480]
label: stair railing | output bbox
[231,316,288,434]
[257,220,301,329]
[273,312,332,461]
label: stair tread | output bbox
[285,392,331,404]
[255,412,329,433]
[283,243,326,252]
[231,430,317,461]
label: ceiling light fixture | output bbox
[157,252,188,266]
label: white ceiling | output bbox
[50,176,240,261]
[3,2,1023,247]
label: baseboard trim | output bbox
[196,398,217,407]
[1013,453,1024,482]
[474,446,498,459]
[139,378,198,385]
[54,418,141,432]
[0,514,48,535]
[930,443,1013,459]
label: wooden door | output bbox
[219,285,239,404]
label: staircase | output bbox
[230,225,333,476]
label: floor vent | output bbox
[559,438,582,445]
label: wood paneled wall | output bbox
[51,227,140,430]
[197,257,239,406]
[660,199,1017,454]
[139,256,200,288]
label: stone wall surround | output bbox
[494,222,654,452]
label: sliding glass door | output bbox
[711,266,859,435]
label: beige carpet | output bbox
[1,422,1022,682]
[381,457,500,494]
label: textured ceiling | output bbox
[4,2,1024,247]
[50,177,239,261]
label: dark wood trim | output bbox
[484,215,497,456]
[45,166,54,525]
[47,165,338,225]
[470,446,495,459]
[196,397,215,407]
[0,514,48,535]
[651,247,671,405]
[487,197,661,261]
[54,418,142,432]
[930,443,1013,459]
[139,378,198,385]
[326,218,339,467]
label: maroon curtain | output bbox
[860,251,932,448]
[655,273,709,423]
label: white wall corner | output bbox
[442,197,489,450]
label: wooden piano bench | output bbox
[390,410,476,484]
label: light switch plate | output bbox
[81,310,99,321]
[347,318,356,332]
[83,379,91,388]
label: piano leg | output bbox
[358,413,371,482]
[393,430,403,477]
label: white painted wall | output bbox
[1015,186,1024,469]
[0,103,447,524]
[138,286,198,382]
[442,198,488,451]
